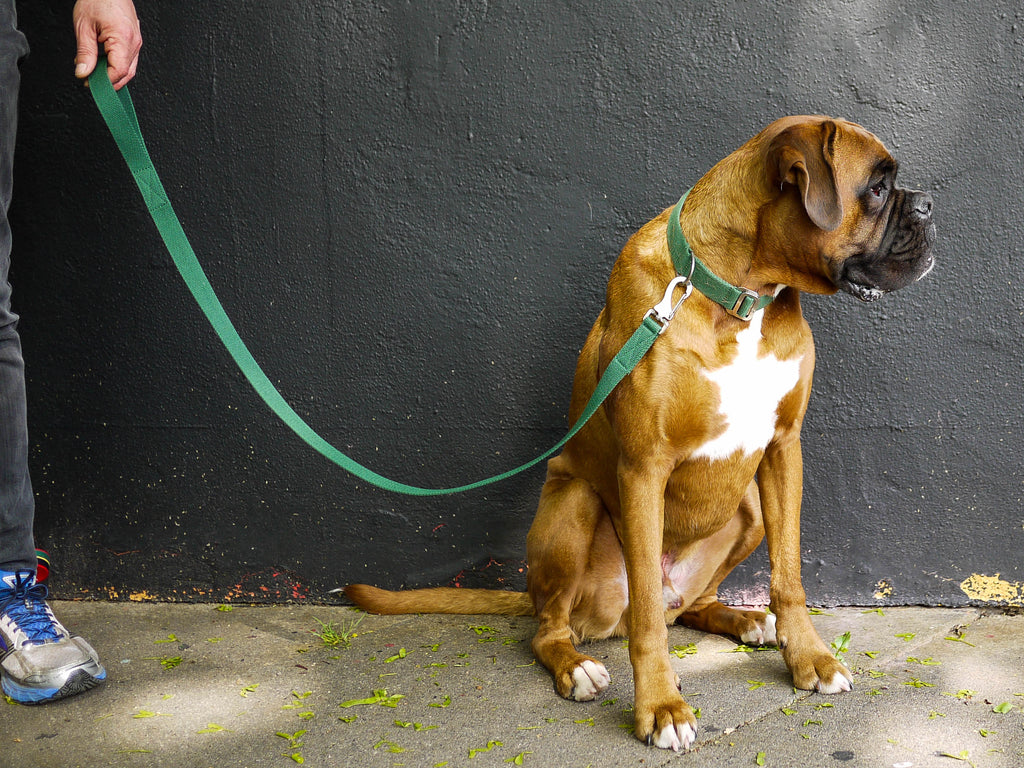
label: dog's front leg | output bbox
[759,437,853,693]
[618,460,697,751]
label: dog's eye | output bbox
[870,181,887,198]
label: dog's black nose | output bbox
[909,191,933,222]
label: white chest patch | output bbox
[690,310,802,461]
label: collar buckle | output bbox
[726,288,761,321]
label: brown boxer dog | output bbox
[346,116,935,751]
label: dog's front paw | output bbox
[634,696,697,751]
[569,659,611,701]
[651,719,696,751]
[784,645,852,694]
[815,666,854,695]
[740,611,777,646]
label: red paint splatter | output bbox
[224,568,310,603]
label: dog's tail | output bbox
[344,583,534,617]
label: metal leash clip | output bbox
[644,275,693,334]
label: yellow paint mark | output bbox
[959,573,1024,606]
[128,591,156,602]
[873,579,893,600]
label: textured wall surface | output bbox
[9,1,1023,606]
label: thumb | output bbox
[75,29,98,79]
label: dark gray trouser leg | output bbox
[0,1,34,573]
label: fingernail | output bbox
[75,62,90,78]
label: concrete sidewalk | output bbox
[1,601,1022,768]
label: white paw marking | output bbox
[570,660,610,701]
[653,722,696,751]
[816,669,852,695]
[691,311,803,461]
[739,612,777,646]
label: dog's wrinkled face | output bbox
[831,159,936,302]
[767,117,935,301]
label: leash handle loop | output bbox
[86,59,664,497]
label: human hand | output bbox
[72,0,142,90]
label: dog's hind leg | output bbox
[525,476,622,701]
[676,481,777,646]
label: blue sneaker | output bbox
[0,570,106,704]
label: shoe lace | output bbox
[0,571,62,644]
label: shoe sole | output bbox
[2,667,106,705]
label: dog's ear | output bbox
[769,120,843,232]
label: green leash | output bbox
[86,60,682,496]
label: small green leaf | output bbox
[942,689,975,701]
[429,695,452,708]
[338,689,404,709]
[468,740,503,758]
[722,643,774,654]
[216,605,234,612]
[373,738,405,754]
[670,643,698,658]
[830,631,851,660]
[154,634,178,644]
[142,655,184,670]
[395,719,437,731]
[938,750,975,767]
[505,752,532,765]
[944,634,976,646]
[895,632,916,642]
[780,707,798,716]
[903,678,935,688]
[239,683,259,697]
[756,751,767,765]
[993,701,1014,714]
[197,723,229,734]
[384,648,409,663]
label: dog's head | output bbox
[763,116,935,301]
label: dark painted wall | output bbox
[10,1,1023,606]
